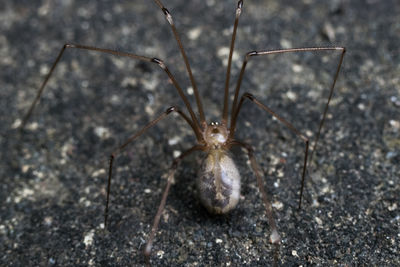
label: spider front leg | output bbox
[19,43,201,134]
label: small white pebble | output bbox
[286,91,297,101]
[61,142,73,159]
[315,216,323,225]
[270,154,279,165]
[145,105,154,116]
[27,122,39,131]
[38,1,50,16]
[92,169,106,177]
[157,250,165,258]
[110,94,120,105]
[388,203,397,211]
[32,170,44,179]
[389,120,400,129]
[322,185,330,194]
[83,230,95,248]
[357,103,366,110]
[0,225,6,234]
[280,39,292,49]
[188,27,202,40]
[292,250,298,257]
[168,136,181,146]
[94,126,110,139]
[81,80,89,88]
[21,165,30,173]
[206,0,216,7]
[40,64,49,75]
[187,86,194,95]
[111,57,125,69]
[142,78,158,92]
[217,47,230,58]
[217,47,239,67]
[323,22,336,41]
[173,150,181,158]
[292,64,303,73]
[121,77,138,88]
[270,229,280,244]
[43,216,53,226]
[272,201,283,210]
[390,96,400,106]
[22,188,34,198]
[144,188,151,194]
[84,200,91,207]
[305,130,313,137]
[11,119,22,129]
[215,238,223,244]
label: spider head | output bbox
[203,122,229,149]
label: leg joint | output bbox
[243,92,255,101]
[166,106,179,114]
[151,58,166,69]
[245,51,257,61]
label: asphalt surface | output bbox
[1,0,399,266]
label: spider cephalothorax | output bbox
[202,122,230,149]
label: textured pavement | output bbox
[1,0,399,266]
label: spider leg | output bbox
[152,0,206,125]
[229,140,280,265]
[143,144,204,265]
[229,47,346,208]
[230,93,309,209]
[105,106,200,228]
[19,43,202,135]
[222,0,244,125]
[230,47,345,167]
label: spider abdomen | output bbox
[197,150,241,214]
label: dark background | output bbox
[1,0,399,266]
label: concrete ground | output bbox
[1,0,399,266]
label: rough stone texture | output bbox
[1,0,399,266]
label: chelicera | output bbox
[19,0,345,264]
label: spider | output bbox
[19,0,345,264]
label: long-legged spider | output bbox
[19,0,345,264]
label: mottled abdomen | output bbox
[197,150,241,214]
